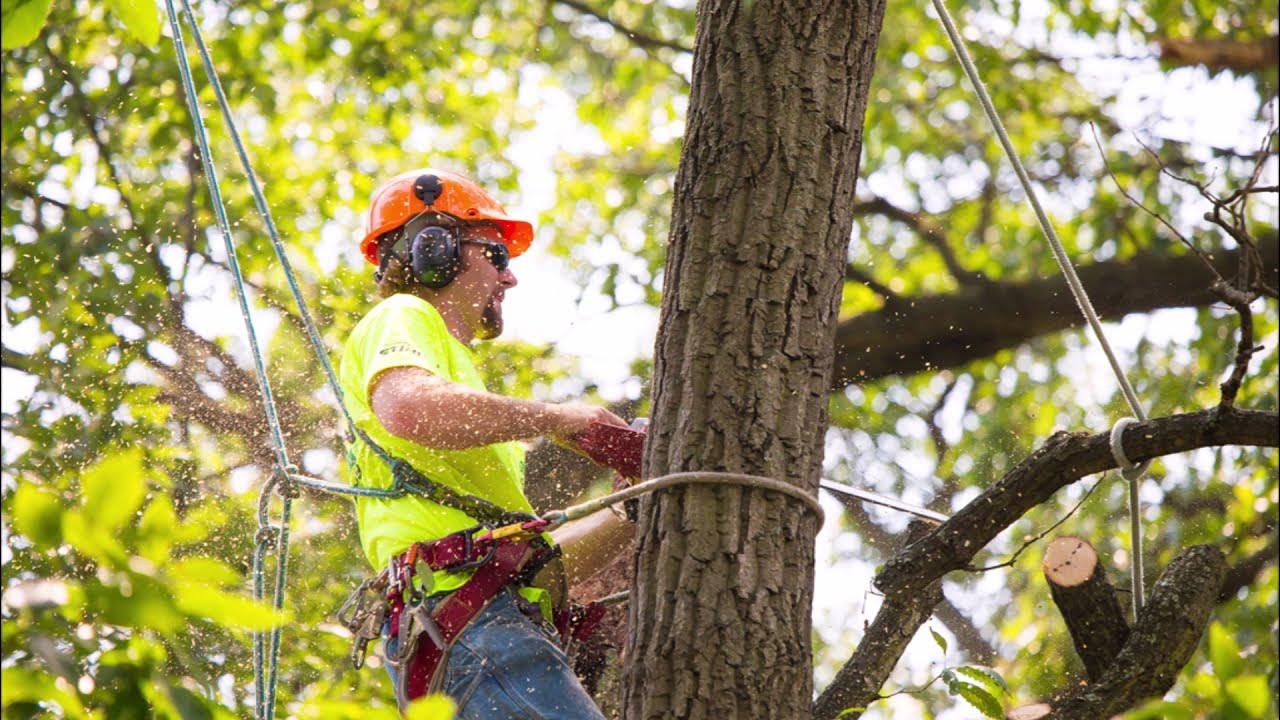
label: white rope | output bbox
[543,471,825,528]
[927,0,1150,613]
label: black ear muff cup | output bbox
[410,225,461,288]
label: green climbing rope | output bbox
[160,3,294,718]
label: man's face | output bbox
[451,223,517,340]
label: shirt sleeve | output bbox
[357,295,453,400]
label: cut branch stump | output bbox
[1043,536,1130,681]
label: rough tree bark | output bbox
[620,1,887,718]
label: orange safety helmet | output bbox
[360,168,534,266]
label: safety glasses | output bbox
[463,240,510,272]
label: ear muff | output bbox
[409,225,461,288]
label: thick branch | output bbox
[832,235,1279,386]
[877,408,1277,597]
[836,493,997,663]
[1218,534,1279,602]
[1043,536,1130,681]
[812,522,942,720]
[1044,545,1226,719]
[815,408,1275,717]
[1157,35,1280,74]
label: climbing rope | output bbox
[543,471,826,528]
[928,0,1151,614]
[160,3,296,718]
[162,7,829,711]
[166,0,1163,715]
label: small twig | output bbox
[966,479,1103,573]
[1088,124,1220,278]
[554,0,692,54]
[1211,281,1260,410]
[925,375,958,462]
[845,265,900,301]
[875,668,947,701]
[852,195,987,286]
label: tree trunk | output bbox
[620,1,887,718]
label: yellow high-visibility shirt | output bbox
[339,293,545,602]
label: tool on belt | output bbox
[337,513,580,708]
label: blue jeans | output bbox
[384,590,604,719]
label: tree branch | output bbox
[832,234,1279,386]
[1218,534,1279,602]
[852,195,986,285]
[835,492,997,663]
[554,0,692,54]
[877,408,1277,595]
[813,408,1277,717]
[1043,536,1130,681]
[844,265,900,301]
[1043,545,1226,719]
[1156,35,1280,74]
[812,522,943,720]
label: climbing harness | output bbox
[929,0,1152,614]
[334,471,828,709]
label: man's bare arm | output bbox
[370,366,625,449]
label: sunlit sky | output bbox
[3,0,1278,713]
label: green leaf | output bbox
[12,483,63,548]
[1225,675,1272,718]
[171,556,239,587]
[107,0,161,46]
[174,583,288,630]
[954,665,1009,697]
[62,509,129,568]
[80,448,147,533]
[405,694,456,720]
[1127,700,1196,720]
[0,0,53,49]
[948,679,1004,719]
[94,573,184,635]
[930,627,948,655]
[1209,622,1244,680]
[0,666,88,719]
[137,495,177,564]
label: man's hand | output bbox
[550,404,628,439]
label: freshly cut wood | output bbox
[1006,703,1051,720]
[1043,536,1130,681]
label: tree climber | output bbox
[338,168,633,717]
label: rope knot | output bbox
[1109,417,1152,482]
[255,525,281,549]
[275,464,301,498]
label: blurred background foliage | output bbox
[2,0,1276,717]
